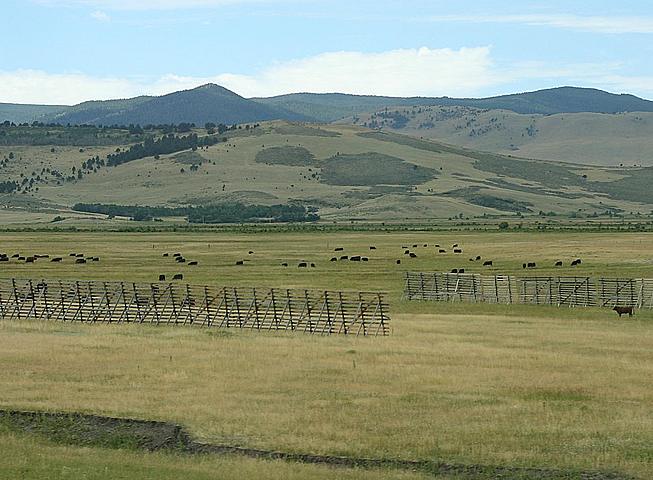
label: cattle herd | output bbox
[0,252,100,264]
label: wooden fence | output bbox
[0,278,389,336]
[404,272,653,309]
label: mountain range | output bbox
[3,85,653,126]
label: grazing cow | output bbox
[340,255,349,260]
[575,259,582,265]
[163,253,169,257]
[527,262,536,268]
[335,247,344,252]
[173,274,183,280]
[452,244,459,248]
[69,253,76,257]
[76,253,84,258]
[0,257,8,262]
[396,259,401,265]
[188,261,198,266]
[613,306,634,317]
[409,253,417,258]
[236,260,244,265]
[362,257,369,262]
[451,269,458,273]
[369,246,376,250]
[330,257,337,262]
[173,253,181,257]
[75,258,86,264]
[435,244,440,248]
[159,274,166,281]
[17,256,25,261]
[571,259,582,266]
[11,254,20,258]
[483,261,493,266]
[176,257,186,263]
[298,262,308,268]
[350,256,361,262]
[51,257,62,262]
[475,255,481,261]
[310,263,316,268]
[26,257,35,263]
[523,263,527,269]
[401,246,408,249]
[453,249,462,254]
[248,251,254,254]
[423,244,428,247]
[555,261,563,267]
[281,263,288,267]
[439,249,446,254]
[92,257,100,262]
[459,268,465,273]
[404,250,410,255]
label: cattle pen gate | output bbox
[0,278,389,336]
[404,272,653,309]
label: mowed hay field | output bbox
[1,230,653,478]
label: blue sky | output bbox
[2,0,653,104]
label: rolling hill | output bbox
[0,121,651,224]
[341,106,653,166]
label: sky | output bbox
[2,0,653,104]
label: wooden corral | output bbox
[0,278,389,336]
[404,272,653,309]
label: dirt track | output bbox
[0,409,636,480]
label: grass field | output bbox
[0,230,652,478]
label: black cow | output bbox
[451,269,458,273]
[173,274,183,280]
[159,274,166,281]
[423,244,428,247]
[188,261,198,266]
[527,262,536,268]
[92,257,100,262]
[173,253,181,257]
[176,257,186,263]
[26,257,35,263]
[453,249,462,254]
[51,257,62,262]
[0,257,8,262]
[362,257,369,262]
[396,260,401,265]
[11,254,19,258]
[310,263,316,268]
[439,249,446,254]
[236,260,244,265]
[163,253,169,257]
[330,257,337,262]
[555,261,563,267]
[248,251,254,254]
[452,243,459,248]
[298,262,308,268]
[571,259,582,266]
[523,263,527,269]
[404,250,410,255]
[335,247,344,252]
[281,263,288,267]
[369,246,376,250]
[76,253,84,258]
[68,253,76,257]
[459,268,465,273]
[483,261,493,266]
[613,306,634,317]
[475,255,481,261]
[350,256,361,262]
[75,258,86,264]
[340,255,349,260]
[409,253,417,258]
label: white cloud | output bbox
[426,14,653,34]
[2,47,653,105]
[90,10,110,21]
[0,47,498,104]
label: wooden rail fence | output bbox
[0,278,389,336]
[404,272,653,309]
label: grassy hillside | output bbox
[0,121,652,224]
[343,106,653,167]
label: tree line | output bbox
[73,203,319,223]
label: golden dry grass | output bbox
[0,230,652,477]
